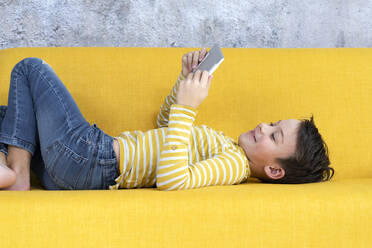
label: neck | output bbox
[236,142,258,179]
[248,161,257,178]
[248,160,267,180]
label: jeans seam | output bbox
[103,165,115,189]
[73,159,89,189]
[26,61,74,130]
[8,71,37,150]
[86,150,97,189]
[44,140,71,189]
[9,70,22,140]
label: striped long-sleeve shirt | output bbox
[109,72,250,190]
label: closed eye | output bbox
[270,122,276,141]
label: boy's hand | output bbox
[176,70,213,109]
[182,48,208,78]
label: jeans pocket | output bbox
[45,139,89,190]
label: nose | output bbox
[257,122,271,134]
[258,123,266,131]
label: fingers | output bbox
[199,48,207,61]
[186,70,201,82]
[183,48,208,75]
[200,70,209,85]
[193,69,202,81]
[182,54,188,72]
[187,52,193,72]
[188,70,210,85]
[192,51,199,69]
[186,71,194,81]
[182,54,187,65]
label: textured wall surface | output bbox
[1,0,372,49]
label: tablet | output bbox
[192,44,224,75]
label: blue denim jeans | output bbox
[0,57,119,190]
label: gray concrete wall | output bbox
[1,0,372,49]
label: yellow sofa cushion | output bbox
[0,48,372,247]
[1,178,372,247]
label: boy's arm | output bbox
[156,72,186,128]
[156,47,208,128]
[156,104,248,191]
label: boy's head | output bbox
[238,115,334,183]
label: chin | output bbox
[238,134,244,146]
[238,133,249,146]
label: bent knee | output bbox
[12,57,47,75]
[19,57,43,66]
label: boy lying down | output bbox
[0,48,334,191]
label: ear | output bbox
[263,165,285,180]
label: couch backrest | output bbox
[1,47,371,180]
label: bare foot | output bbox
[4,165,30,191]
[0,152,17,189]
[5,146,32,191]
[0,162,17,189]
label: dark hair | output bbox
[260,115,334,184]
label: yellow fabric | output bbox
[110,72,250,190]
[1,179,372,247]
[0,47,372,247]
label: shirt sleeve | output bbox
[156,104,247,191]
[156,72,186,128]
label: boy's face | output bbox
[238,119,301,179]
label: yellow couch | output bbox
[0,47,371,247]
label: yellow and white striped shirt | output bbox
[109,72,250,190]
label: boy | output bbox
[110,48,334,190]
[0,48,334,191]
